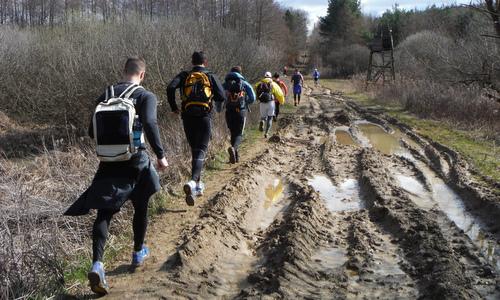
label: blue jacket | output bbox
[218,72,256,112]
[313,70,320,79]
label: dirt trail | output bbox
[72,85,499,299]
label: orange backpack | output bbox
[182,71,213,110]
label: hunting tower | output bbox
[366,27,395,86]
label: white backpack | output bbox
[92,84,143,162]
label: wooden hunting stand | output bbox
[366,27,395,87]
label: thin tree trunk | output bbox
[485,0,500,36]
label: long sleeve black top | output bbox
[89,82,165,159]
[166,66,226,115]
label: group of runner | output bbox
[64,52,319,295]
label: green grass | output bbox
[321,79,499,182]
[206,148,228,171]
[64,255,92,284]
[390,112,499,181]
[280,102,298,114]
[149,190,171,216]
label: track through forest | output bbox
[73,84,499,299]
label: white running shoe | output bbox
[195,181,205,197]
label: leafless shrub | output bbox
[0,17,280,299]
[381,78,499,133]
[0,147,95,298]
[0,17,282,129]
[325,44,370,77]
[358,15,500,135]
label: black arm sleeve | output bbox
[88,92,106,138]
[210,74,227,103]
[140,92,165,159]
[166,72,185,112]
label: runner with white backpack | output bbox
[64,57,168,295]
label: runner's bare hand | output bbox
[157,157,169,171]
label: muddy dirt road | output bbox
[78,85,499,299]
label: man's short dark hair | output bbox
[230,66,242,74]
[124,57,146,75]
[273,72,280,78]
[192,51,207,65]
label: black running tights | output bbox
[92,197,149,263]
[183,115,211,182]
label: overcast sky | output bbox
[279,0,473,30]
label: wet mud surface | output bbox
[90,85,499,299]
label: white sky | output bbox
[279,0,475,30]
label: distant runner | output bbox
[255,72,285,138]
[291,69,304,106]
[283,66,288,77]
[272,72,288,121]
[222,66,256,164]
[167,51,226,206]
[313,68,320,86]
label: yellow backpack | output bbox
[182,71,213,110]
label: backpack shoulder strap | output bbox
[105,85,114,101]
[124,85,143,100]
[118,83,138,98]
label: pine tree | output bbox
[319,0,361,43]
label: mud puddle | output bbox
[246,178,290,233]
[354,121,417,157]
[312,247,348,272]
[395,174,436,210]
[398,157,500,271]
[334,127,358,146]
[421,164,499,270]
[215,178,290,297]
[308,175,364,212]
[211,239,262,298]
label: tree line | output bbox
[0,0,307,54]
[309,0,499,132]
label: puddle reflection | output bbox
[247,178,289,233]
[395,174,435,210]
[308,176,364,212]
[407,157,499,271]
[264,179,285,209]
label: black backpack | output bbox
[292,74,302,86]
[225,78,246,112]
[257,81,273,103]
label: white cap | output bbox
[264,71,272,78]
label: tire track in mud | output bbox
[102,85,498,299]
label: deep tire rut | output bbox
[101,85,499,299]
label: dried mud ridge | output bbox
[104,87,499,299]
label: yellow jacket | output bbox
[254,78,285,105]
